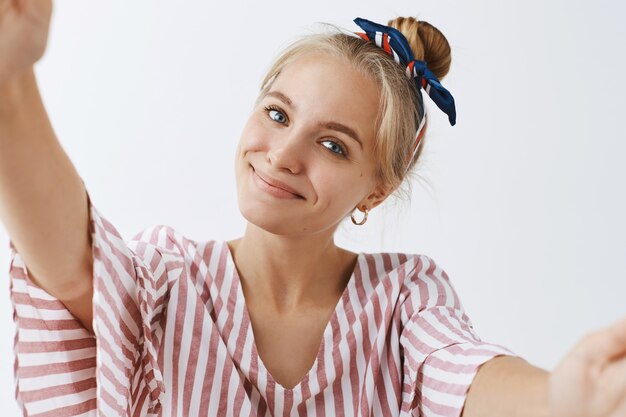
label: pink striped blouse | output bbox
[8,188,516,417]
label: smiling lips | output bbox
[251,166,305,199]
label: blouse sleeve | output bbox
[399,255,517,417]
[8,183,177,416]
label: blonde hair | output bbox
[254,16,452,200]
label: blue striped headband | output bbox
[352,17,457,172]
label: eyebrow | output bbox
[265,90,363,148]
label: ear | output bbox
[356,181,394,211]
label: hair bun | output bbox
[387,16,451,80]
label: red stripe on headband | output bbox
[404,117,428,167]
[407,61,415,73]
[382,33,392,54]
[356,32,370,41]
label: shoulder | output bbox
[120,225,229,289]
[125,225,225,268]
[362,251,457,310]
[362,251,446,282]
[128,224,188,248]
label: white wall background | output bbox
[1,0,625,414]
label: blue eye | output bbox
[321,140,347,157]
[264,105,287,124]
[263,104,349,159]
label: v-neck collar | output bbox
[221,240,364,393]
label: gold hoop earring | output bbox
[351,207,369,225]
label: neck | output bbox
[227,222,358,314]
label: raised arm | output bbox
[0,0,94,333]
[462,316,626,417]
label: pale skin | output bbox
[1,1,626,416]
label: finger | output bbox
[14,0,52,18]
[608,394,626,417]
[575,316,626,366]
[0,0,12,15]
[593,353,626,416]
[604,316,626,360]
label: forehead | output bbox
[264,52,381,147]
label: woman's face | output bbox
[234,52,387,236]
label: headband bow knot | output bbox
[353,17,457,171]
[353,17,456,126]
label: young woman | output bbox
[1,1,625,417]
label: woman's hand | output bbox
[0,0,53,86]
[549,316,626,417]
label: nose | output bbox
[266,130,307,174]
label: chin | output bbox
[238,198,341,236]
[238,204,305,235]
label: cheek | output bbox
[312,169,367,209]
[237,117,268,152]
